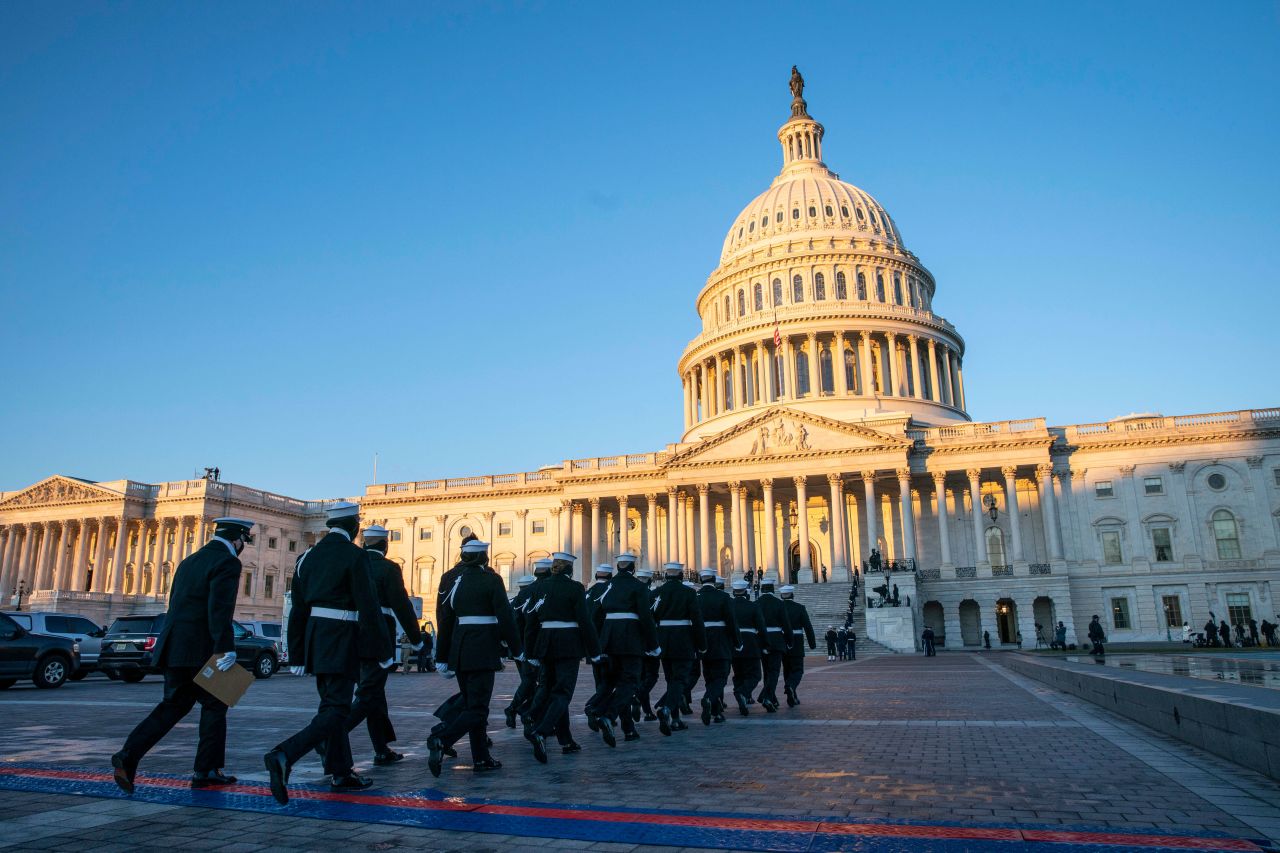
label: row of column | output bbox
[0,516,215,600]
[683,329,965,428]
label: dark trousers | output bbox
[601,654,642,733]
[760,651,783,701]
[431,669,494,759]
[782,654,805,691]
[583,658,609,717]
[532,657,578,742]
[684,657,701,705]
[347,660,394,753]
[639,656,660,713]
[657,658,693,717]
[122,667,227,773]
[701,657,731,711]
[923,638,936,656]
[506,659,537,720]
[275,673,355,776]
[731,656,761,699]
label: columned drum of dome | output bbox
[678,72,969,441]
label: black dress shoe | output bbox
[427,736,444,778]
[713,713,726,724]
[262,749,290,805]
[785,687,798,707]
[191,769,237,789]
[680,700,693,715]
[631,700,642,722]
[700,698,712,726]
[504,707,517,729]
[472,757,502,772]
[561,741,582,754]
[110,751,135,795]
[763,700,778,713]
[586,714,600,732]
[329,772,373,791]
[643,712,658,722]
[599,716,616,748]
[656,706,672,736]
[623,731,641,742]
[671,720,689,732]
[735,691,750,716]
[531,734,548,764]
[373,750,403,766]
[444,746,458,759]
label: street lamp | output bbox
[12,579,28,611]
[983,493,999,522]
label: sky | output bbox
[2,1,1277,499]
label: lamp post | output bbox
[12,579,29,612]
[983,493,999,522]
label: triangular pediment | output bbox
[0,475,125,509]
[665,408,913,468]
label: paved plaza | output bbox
[1,654,1278,851]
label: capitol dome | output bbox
[677,69,970,441]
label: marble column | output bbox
[1002,466,1024,562]
[932,474,952,566]
[571,504,584,576]
[806,333,819,396]
[834,332,848,396]
[795,476,812,583]
[111,519,129,594]
[666,488,678,565]
[684,493,696,567]
[761,478,777,577]
[1037,465,1062,561]
[590,498,601,570]
[897,470,917,561]
[859,331,873,396]
[0,526,18,597]
[886,332,900,397]
[54,522,76,589]
[726,483,740,575]
[699,364,711,421]
[90,518,109,592]
[733,347,745,410]
[956,362,967,410]
[15,525,35,592]
[827,474,849,580]
[949,351,962,407]
[740,486,754,573]
[861,473,878,564]
[615,496,628,560]
[756,342,769,405]
[926,339,941,403]
[776,496,791,582]
[697,485,711,570]
[941,346,955,406]
[713,357,725,414]
[72,520,92,591]
[645,494,658,570]
[560,501,573,553]
[968,469,988,564]
[682,374,692,428]
[908,335,923,399]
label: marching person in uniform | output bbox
[635,566,661,721]
[755,576,792,712]
[508,558,553,727]
[729,579,766,716]
[582,563,615,730]
[524,551,602,762]
[344,525,423,765]
[780,585,816,707]
[111,518,255,794]
[427,540,521,776]
[264,503,391,804]
[695,568,740,725]
[652,562,706,735]
[503,571,540,728]
[591,551,659,745]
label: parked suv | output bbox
[241,620,287,665]
[99,614,279,681]
[3,612,104,679]
[0,612,79,689]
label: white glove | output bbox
[289,666,307,676]
[645,646,661,657]
[435,662,450,675]
[515,653,526,662]
[379,658,395,670]
[215,651,237,671]
[411,642,424,651]
[527,658,541,667]
[590,654,607,664]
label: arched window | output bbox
[761,215,768,228]
[776,211,783,224]
[893,273,903,305]
[986,527,1007,566]
[792,208,800,220]
[738,227,744,238]
[856,272,867,300]
[819,346,834,394]
[795,350,810,396]
[723,368,734,410]
[856,207,865,221]
[841,205,850,218]
[835,271,847,299]
[792,274,804,303]
[1212,510,1241,559]
[748,221,754,233]
[753,282,763,311]
[808,205,817,217]
[772,278,782,306]
[825,204,833,217]
[737,289,746,316]
[875,273,886,302]
[844,348,858,394]
[905,276,916,307]
[724,295,730,321]
[814,272,826,300]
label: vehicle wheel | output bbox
[0,679,15,690]
[104,669,121,681]
[253,653,277,679]
[34,655,70,689]
[120,671,146,683]
[68,670,88,681]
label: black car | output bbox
[98,613,279,682]
[0,611,80,689]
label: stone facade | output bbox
[2,78,1277,643]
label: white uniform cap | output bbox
[762,573,780,585]
[552,551,577,562]
[662,561,684,573]
[698,567,717,579]
[212,517,255,530]
[635,567,654,579]
[533,558,553,573]
[461,540,490,554]
[517,575,536,586]
[616,551,638,563]
[780,584,796,595]
[731,579,750,590]
[362,525,389,539]
[325,502,359,521]
[595,564,614,577]
[759,578,776,589]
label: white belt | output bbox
[313,607,357,622]
[739,627,758,633]
[766,627,784,632]
[659,619,692,627]
[381,607,395,617]
[704,621,726,627]
[793,629,805,634]
[541,621,577,629]
[605,613,639,621]
[458,616,499,625]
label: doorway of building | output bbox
[923,601,945,646]
[788,540,819,583]
[996,598,1019,644]
[959,599,981,646]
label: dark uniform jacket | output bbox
[782,598,816,656]
[510,584,535,642]
[524,573,601,661]
[595,571,659,656]
[153,539,242,669]
[286,531,389,679]
[757,592,793,653]
[651,578,706,660]
[436,563,521,671]
[730,594,767,659]
[696,584,741,660]
[586,579,610,611]
[367,549,422,660]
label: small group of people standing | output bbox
[822,626,857,661]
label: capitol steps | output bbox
[785,581,902,657]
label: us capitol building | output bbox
[2,73,1277,650]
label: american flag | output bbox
[773,311,781,347]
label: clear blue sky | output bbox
[2,2,1277,498]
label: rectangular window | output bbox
[1226,593,1252,627]
[1151,528,1173,562]
[1161,595,1183,629]
[1095,481,1114,498]
[420,529,433,541]
[288,540,297,553]
[1111,597,1131,630]
[498,522,512,537]
[1143,477,1163,495]
[243,573,253,597]
[390,530,402,542]
[268,537,278,549]
[1101,530,1123,564]
[532,520,546,535]
[264,575,275,599]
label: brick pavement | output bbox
[0,654,1276,851]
